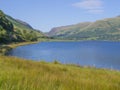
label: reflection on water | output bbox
[8,41,120,70]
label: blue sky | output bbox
[0,0,119,32]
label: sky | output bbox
[0,0,120,32]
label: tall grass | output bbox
[0,56,120,90]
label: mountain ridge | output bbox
[48,16,120,41]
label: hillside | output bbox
[0,10,45,44]
[48,16,120,41]
[6,14,45,42]
[0,10,15,43]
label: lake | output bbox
[8,41,120,70]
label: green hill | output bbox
[48,16,120,41]
[0,10,45,44]
[0,10,15,43]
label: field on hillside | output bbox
[0,56,120,90]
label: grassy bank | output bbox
[0,56,120,90]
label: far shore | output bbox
[1,39,120,55]
[0,41,40,55]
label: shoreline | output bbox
[1,39,120,55]
[0,41,40,55]
[1,41,120,73]
[5,40,120,71]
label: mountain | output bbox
[6,15,34,30]
[48,16,120,41]
[0,10,15,43]
[6,15,45,41]
[48,22,91,36]
[0,10,44,43]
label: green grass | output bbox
[0,56,120,90]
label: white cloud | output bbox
[72,0,104,14]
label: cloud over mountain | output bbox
[72,0,104,14]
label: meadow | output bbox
[0,55,120,90]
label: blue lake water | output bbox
[8,41,120,70]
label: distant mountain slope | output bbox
[48,22,91,36]
[0,10,45,43]
[48,16,120,41]
[15,19,33,29]
[6,15,33,30]
[6,15,45,41]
